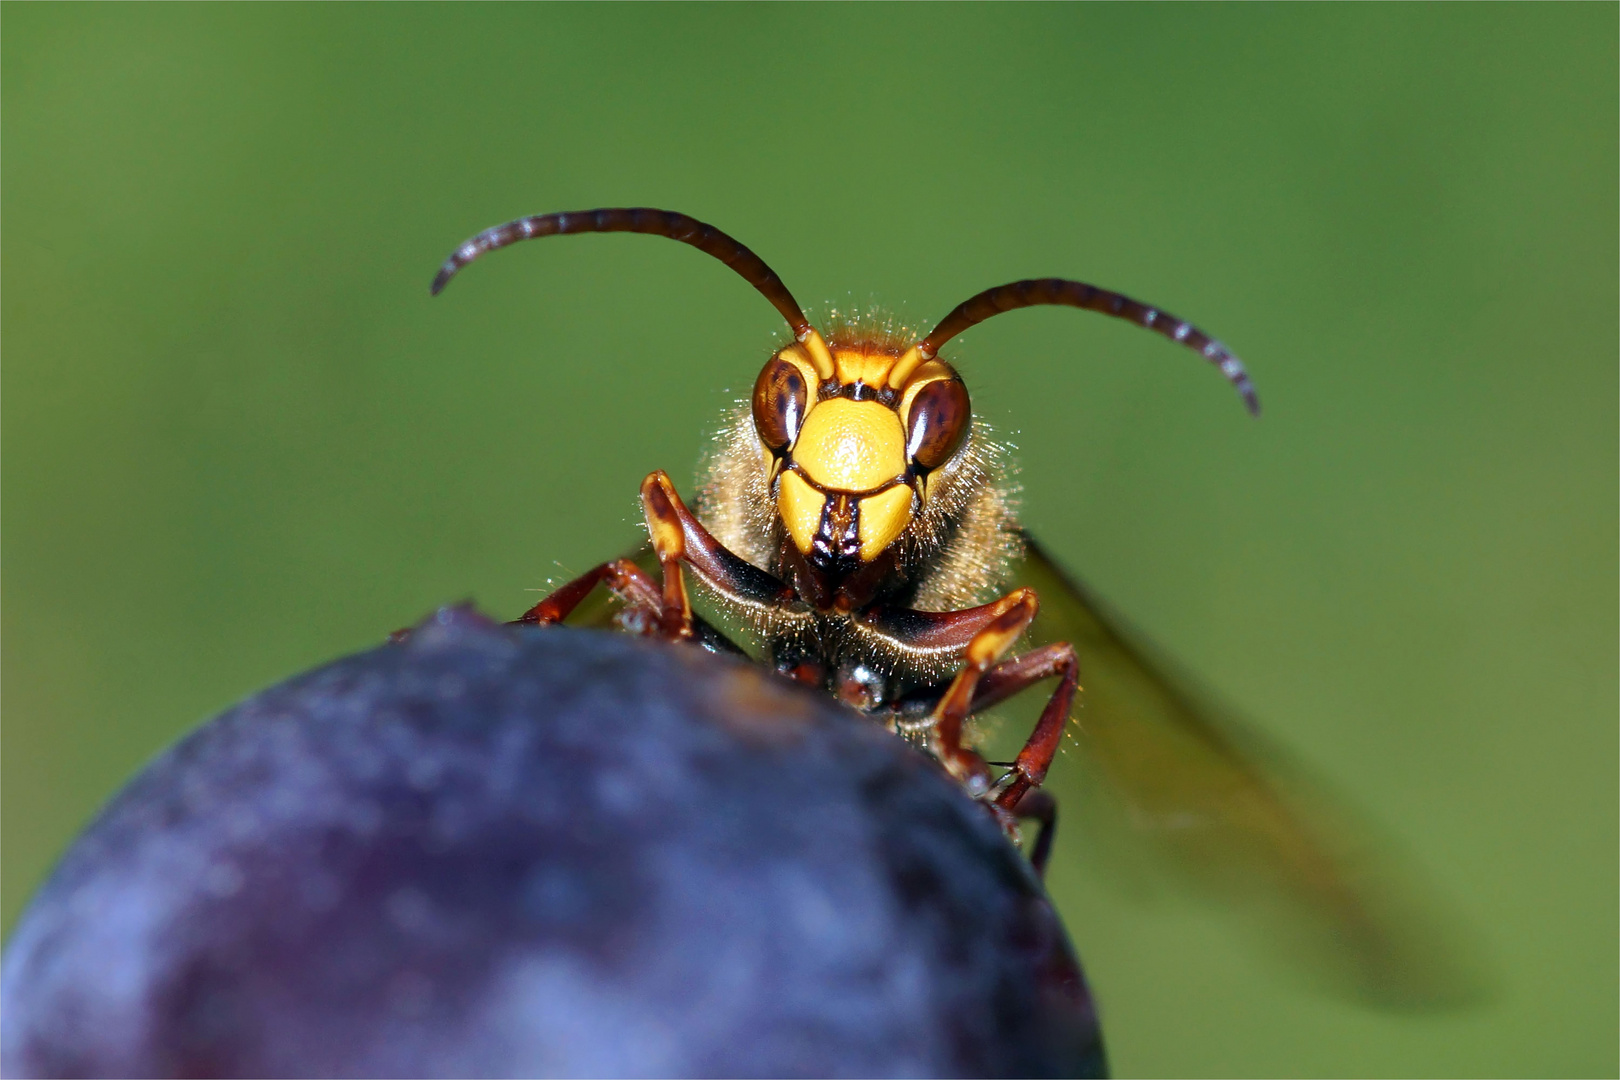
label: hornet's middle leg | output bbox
[920,591,1079,873]
[969,641,1082,814]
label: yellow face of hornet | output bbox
[751,331,970,567]
[428,207,1259,586]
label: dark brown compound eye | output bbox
[905,378,971,471]
[752,355,812,452]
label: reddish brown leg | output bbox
[638,472,693,639]
[960,641,1079,877]
[524,472,700,641]
[512,557,662,626]
[504,470,794,650]
[388,556,660,644]
[1009,787,1058,878]
[927,588,1040,794]
[639,470,798,608]
[973,642,1080,814]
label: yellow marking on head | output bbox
[793,399,907,493]
[897,360,957,418]
[887,344,926,389]
[774,343,813,378]
[778,469,823,555]
[832,349,902,388]
[799,329,836,381]
[857,485,915,561]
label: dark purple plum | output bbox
[2,606,1104,1078]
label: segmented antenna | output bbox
[430,208,812,337]
[910,278,1259,416]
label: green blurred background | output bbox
[4,4,1615,1075]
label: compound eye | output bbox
[752,355,812,452]
[904,378,970,471]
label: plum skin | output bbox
[2,605,1105,1078]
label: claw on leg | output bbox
[986,642,1079,814]
[515,558,661,627]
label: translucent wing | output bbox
[1009,531,1486,1008]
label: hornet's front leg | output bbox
[518,470,794,643]
[637,471,696,640]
